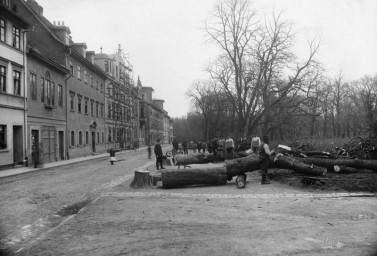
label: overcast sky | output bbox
[36,0,377,118]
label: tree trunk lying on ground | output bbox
[274,154,327,176]
[161,166,228,189]
[296,157,377,172]
[173,151,249,167]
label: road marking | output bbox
[100,191,377,199]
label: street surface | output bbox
[0,146,376,255]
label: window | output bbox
[70,92,75,111]
[96,80,98,90]
[105,61,109,72]
[70,131,75,146]
[108,103,111,118]
[13,70,21,95]
[102,132,104,144]
[85,131,89,145]
[97,132,100,143]
[58,85,63,107]
[84,98,88,114]
[79,131,83,145]
[0,125,6,149]
[90,74,93,87]
[12,26,20,49]
[84,70,87,83]
[100,104,104,118]
[90,100,94,115]
[0,65,6,92]
[40,77,44,102]
[51,82,55,106]
[0,19,5,42]
[140,107,145,118]
[116,66,118,79]
[69,61,74,76]
[30,73,37,100]
[96,102,99,116]
[77,66,81,80]
[100,83,103,92]
[77,95,82,113]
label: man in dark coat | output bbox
[259,135,274,184]
[154,139,164,170]
[182,138,188,154]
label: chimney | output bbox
[26,0,43,16]
[86,51,95,64]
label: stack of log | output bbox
[130,144,376,189]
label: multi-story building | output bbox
[94,45,139,150]
[0,1,30,168]
[139,81,171,145]
[16,0,107,161]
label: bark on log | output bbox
[296,157,377,172]
[173,153,214,166]
[161,167,228,189]
[273,154,327,176]
[130,170,151,188]
[224,155,261,178]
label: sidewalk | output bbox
[0,146,156,179]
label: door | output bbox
[91,131,96,152]
[58,131,64,160]
[31,129,39,166]
[42,126,56,163]
[13,126,23,163]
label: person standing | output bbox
[154,139,165,170]
[197,141,202,153]
[147,144,152,159]
[202,141,207,153]
[182,138,188,154]
[259,135,274,184]
[251,134,261,153]
[225,135,235,154]
[109,148,116,165]
[218,136,225,152]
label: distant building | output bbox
[0,2,30,168]
[138,80,171,145]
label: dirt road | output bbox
[1,148,377,255]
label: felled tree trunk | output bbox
[130,170,151,188]
[161,166,228,189]
[173,153,214,167]
[296,157,377,172]
[274,154,327,176]
[224,155,261,178]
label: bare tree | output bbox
[205,0,320,138]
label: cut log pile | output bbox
[130,138,377,189]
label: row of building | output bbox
[0,0,173,168]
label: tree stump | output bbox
[130,170,151,188]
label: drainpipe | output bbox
[65,46,72,160]
[22,28,34,166]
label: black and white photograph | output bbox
[0,0,377,255]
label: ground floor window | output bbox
[0,125,6,149]
[70,131,75,146]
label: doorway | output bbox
[13,125,23,163]
[58,131,64,160]
[31,129,39,167]
[91,131,96,152]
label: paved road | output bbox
[0,147,165,254]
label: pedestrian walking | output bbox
[154,139,165,170]
[251,134,261,153]
[259,135,274,184]
[225,135,235,154]
[182,138,188,154]
[147,144,152,159]
[109,148,116,165]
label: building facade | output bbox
[0,2,30,168]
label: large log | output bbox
[296,157,377,172]
[274,154,327,176]
[161,166,228,189]
[173,153,214,166]
[224,155,261,178]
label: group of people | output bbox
[110,133,274,185]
